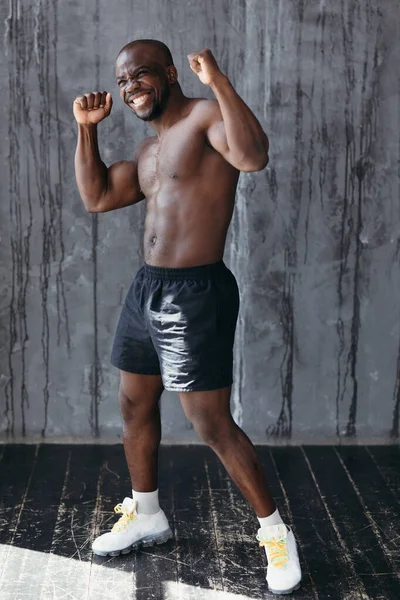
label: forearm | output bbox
[211,75,269,168]
[75,124,108,210]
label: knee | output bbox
[191,416,237,447]
[118,388,137,421]
[118,387,157,422]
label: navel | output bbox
[169,172,178,179]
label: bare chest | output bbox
[137,125,207,196]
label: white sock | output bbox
[132,488,160,515]
[257,507,284,528]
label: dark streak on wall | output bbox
[267,3,305,439]
[391,72,400,439]
[36,0,71,436]
[392,343,400,439]
[5,1,34,437]
[336,2,362,439]
[53,0,71,358]
[89,0,102,437]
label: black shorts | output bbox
[111,261,240,392]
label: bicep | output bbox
[205,103,240,168]
[206,108,232,160]
[204,100,269,171]
[95,159,144,213]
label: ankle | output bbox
[257,507,284,528]
[132,488,160,515]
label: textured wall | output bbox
[1,0,399,442]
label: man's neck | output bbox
[149,89,191,137]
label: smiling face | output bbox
[115,44,173,122]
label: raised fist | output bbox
[73,91,113,125]
[187,49,223,86]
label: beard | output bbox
[134,80,171,122]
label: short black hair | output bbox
[118,39,174,66]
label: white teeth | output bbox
[133,93,150,107]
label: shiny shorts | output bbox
[111,261,240,392]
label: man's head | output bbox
[115,39,177,122]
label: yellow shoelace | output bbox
[257,535,288,568]
[111,503,137,533]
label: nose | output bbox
[125,78,139,94]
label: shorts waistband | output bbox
[143,260,226,280]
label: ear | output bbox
[167,65,178,84]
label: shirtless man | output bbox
[73,39,301,595]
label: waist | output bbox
[143,260,227,280]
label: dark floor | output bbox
[0,444,399,600]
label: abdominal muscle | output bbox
[143,186,236,268]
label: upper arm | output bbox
[202,101,233,164]
[91,148,145,213]
[202,100,269,172]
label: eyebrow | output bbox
[116,65,149,80]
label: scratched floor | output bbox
[0,445,399,600]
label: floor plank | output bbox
[266,446,354,599]
[163,445,225,594]
[366,446,400,505]
[202,447,268,599]
[0,444,38,594]
[2,445,69,600]
[87,445,136,600]
[133,446,178,600]
[335,446,400,575]
[303,446,400,600]
[39,445,104,600]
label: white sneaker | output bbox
[256,523,302,595]
[92,497,173,557]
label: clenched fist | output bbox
[187,49,224,86]
[73,91,113,125]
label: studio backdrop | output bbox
[1,0,399,443]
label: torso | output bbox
[136,98,240,267]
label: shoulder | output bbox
[190,98,221,128]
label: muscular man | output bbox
[73,39,301,595]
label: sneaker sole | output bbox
[93,528,173,557]
[268,581,301,595]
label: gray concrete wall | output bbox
[1,0,399,443]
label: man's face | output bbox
[115,46,171,122]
